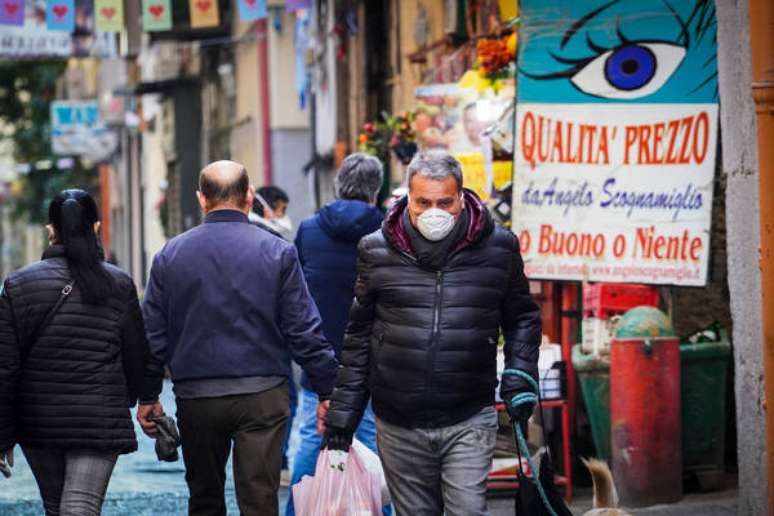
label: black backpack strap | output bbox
[23,281,75,361]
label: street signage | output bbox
[50,101,118,162]
[512,0,720,287]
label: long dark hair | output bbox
[48,189,114,304]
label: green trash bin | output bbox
[573,331,731,489]
[572,345,611,461]
[680,331,731,489]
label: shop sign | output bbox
[51,101,118,162]
[511,0,719,287]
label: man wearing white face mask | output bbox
[249,185,294,240]
[320,150,542,516]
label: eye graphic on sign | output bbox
[570,42,686,100]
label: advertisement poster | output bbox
[512,0,719,286]
[414,83,513,199]
[0,0,116,58]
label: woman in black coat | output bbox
[0,189,148,516]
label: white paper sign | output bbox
[511,103,718,286]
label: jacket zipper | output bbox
[426,270,443,402]
[432,270,443,334]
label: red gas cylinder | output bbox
[610,306,682,506]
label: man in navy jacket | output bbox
[286,153,386,516]
[137,161,338,516]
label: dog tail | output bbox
[582,457,618,509]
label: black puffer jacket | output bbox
[0,246,147,454]
[326,191,542,430]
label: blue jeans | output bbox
[282,374,298,469]
[285,388,390,516]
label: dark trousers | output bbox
[176,385,290,516]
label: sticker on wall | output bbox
[0,0,24,26]
[95,0,124,32]
[46,0,75,31]
[237,0,266,22]
[142,0,172,31]
[189,0,219,28]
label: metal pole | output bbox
[748,0,774,511]
[258,19,273,186]
[99,164,112,259]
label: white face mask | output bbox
[416,208,456,241]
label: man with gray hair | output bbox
[322,150,541,515]
[286,153,388,516]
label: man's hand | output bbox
[322,426,354,452]
[137,402,165,438]
[503,391,535,433]
[316,400,330,434]
[0,447,13,478]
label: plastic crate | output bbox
[583,283,659,319]
[540,361,566,400]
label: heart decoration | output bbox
[52,4,68,19]
[149,4,164,18]
[4,1,18,15]
[236,0,264,21]
[196,0,211,12]
[101,6,115,19]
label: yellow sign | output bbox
[189,0,219,28]
[455,153,512,200]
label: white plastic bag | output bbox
[293,439,385,515]
[350,440,390,507]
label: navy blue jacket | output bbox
[295,200,382,390]
[141,209,338,401]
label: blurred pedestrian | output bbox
[137,161,337,516]
[0,189,148,516]
[286,153,386,516]
[247,184,298,482]
[249,185,293,240]
[321,151,542,516]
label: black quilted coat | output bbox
[326,191,542,430]
[0,246,148,454]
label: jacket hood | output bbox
[318,200,384,242]
[383,188,494,257]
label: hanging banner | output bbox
[46,0,75,32]
[189,0,219,28]
[0,0,117,58]
[285,0,310,11]
[511,0,719,287]
[237,0,266,22]
[95,0,123,32]
[142,0,172,31]
[0,0,24,25]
